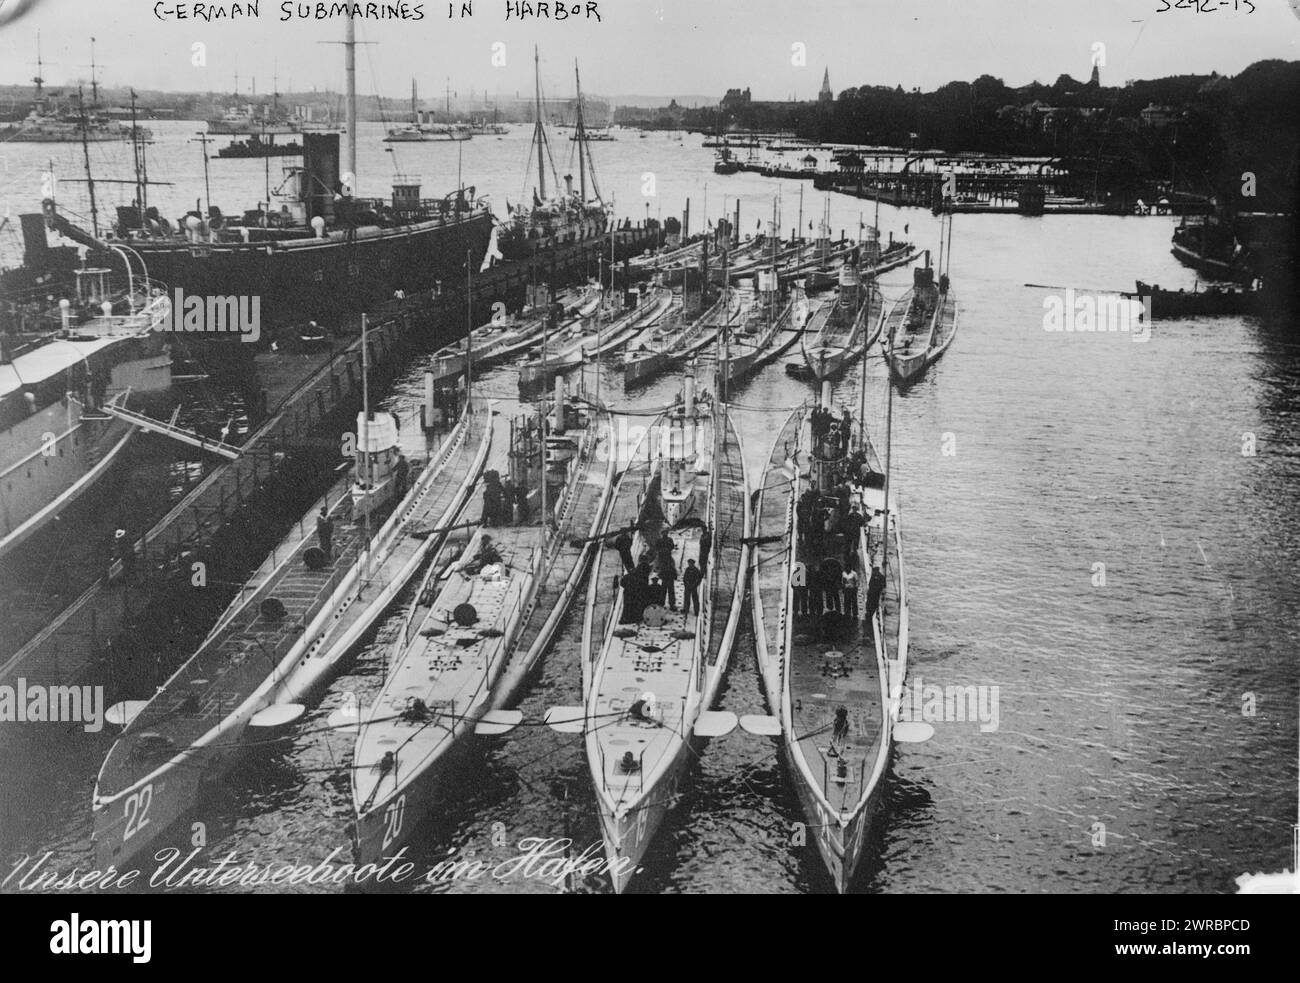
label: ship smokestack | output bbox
[820,380,832,411]
[423,369,436,430]
[684,370,695,418]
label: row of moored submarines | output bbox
[90,217,959,892]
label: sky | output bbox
[0,0,1297,102]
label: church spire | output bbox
[819,67,832,103]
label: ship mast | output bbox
[88,37,99,108]
[77,88,98,238]
[32,32,45,106]
[538,278,553,529]
[880,313,894,590]
[464,250,473,398]
[130,90,145,217]
[360,312,372,575]
[533,46,547,201]
[769,195,778,328]
[344,14,357,189]
[574,60,586,203]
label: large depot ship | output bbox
[0,269,171,561]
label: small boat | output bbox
[749,365,908,891]
[351,383,611,862]
[384,79,434,143]
[383,124,431,143]
[574,370,750,891]
[91,337,485,867]
[1134,279,1264,318]
[215,134,303,158]
[884,255,958,386]
[713,150,741,175]
[800,265,885,382]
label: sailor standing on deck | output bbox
[796,490,814,547]
[501,477,517,524]
[829,706,850,757]
[865,564,886,621]
[647,575,666,608]
[316,507,335,559]
[842,506,865,566]
[659,550,679,612]
[514,481,530,523]
[682,558,703,616]
[613,529,635,573]
[482,470,504,527]
[842,567,858,619]
[821,558,842,614]
[394,453,410,500]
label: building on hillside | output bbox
[721,87,752,109]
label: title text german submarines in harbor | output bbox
[152,2,603,21]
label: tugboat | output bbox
[496,49,608,261]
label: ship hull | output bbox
[0,130,129,143]
[497,216,607,263]
[786,747,886,893]
[92,743,216,869]
[353,736,469,866]
[889,349,928,383]
[597,742,688,894]
[123,213,494,328]
[206,120,296,136]
[0,415,134,562]
[215,143,302,159]
[1,334,171,559]
[1170,241,1248,284]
